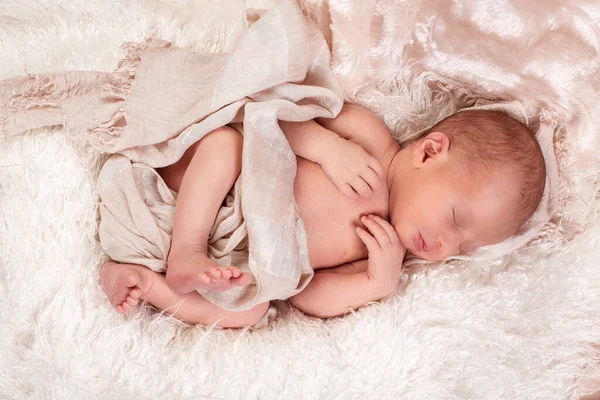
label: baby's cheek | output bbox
[390,216,403,235]
[394,226,411,251]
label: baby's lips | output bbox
[414,233,426,253]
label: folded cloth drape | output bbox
[0,0,344,311]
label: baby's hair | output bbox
[424,109,546,230]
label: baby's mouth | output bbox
[414,232,427,253]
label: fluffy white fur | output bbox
[1,0,599,399]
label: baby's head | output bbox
[389,110,546,261]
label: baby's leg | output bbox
[158,126,251,294]
[100,261,270,328]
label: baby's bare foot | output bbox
[166,250,251,294]
[100,261,154,314]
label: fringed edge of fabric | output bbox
[7,73,59,111]
[0,38,173,155]
[0,73,64,140]
[69,38,173,154]
[84,39,167,151]
[107,38,169,98]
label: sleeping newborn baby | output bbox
[99,104,546,327]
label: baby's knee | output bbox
[205,126,242,153]
[198,126,242,171]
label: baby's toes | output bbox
[129,288,142,299]
[232,272,252,286]
[206,267,222,279]
[220,268,232,280]
[229,267,242,278]
[116,305,125,314]
[122,302,132,312]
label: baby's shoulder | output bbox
[338,104,391,135]
[322,103,396,159]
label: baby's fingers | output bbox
[356,226,380,253]
[351,177,373,198]
[369,157,384,179]
[360,167,381,192]
[339,183,359,201]
[369,215,401,247]
[361,215,390,247]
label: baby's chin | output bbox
[411,251,447,262]
[395,226,420,255]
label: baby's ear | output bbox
[413,131,450,166]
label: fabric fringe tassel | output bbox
[1,37,172,156]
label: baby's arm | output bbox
[290,260,391,318]
[291,214,406,318]
[279,119,340,164]
[281,104,394,162]
[280,118,383,200]
[315,103,396,160]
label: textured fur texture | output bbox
[1,0,599,399]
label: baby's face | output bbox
[390,158,520,261]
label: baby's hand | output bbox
[319,137,383,200]
[356,214,406,291]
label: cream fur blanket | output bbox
[1,0,599,399]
